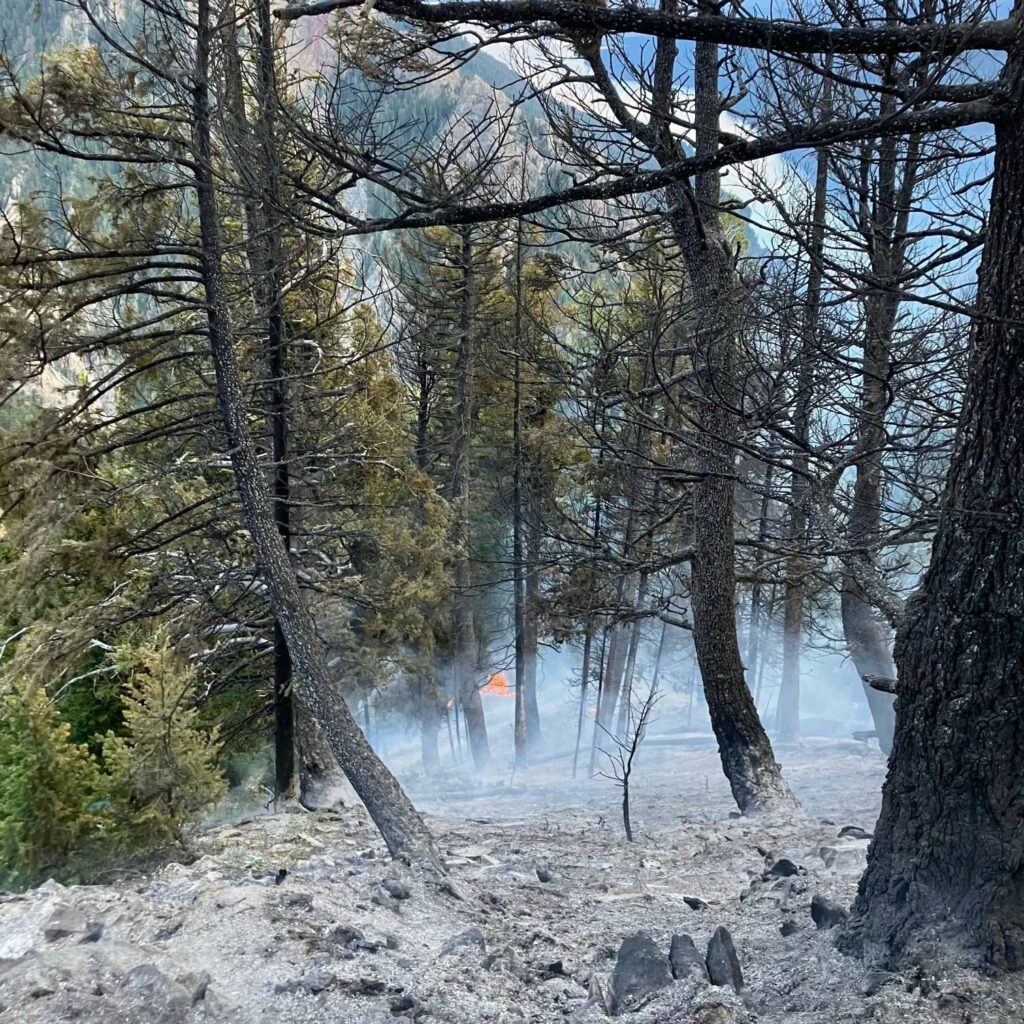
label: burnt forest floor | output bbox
[1,735,1022,1023]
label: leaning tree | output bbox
[278,0,1024,965]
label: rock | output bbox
[705,927,743,991]
[541,960,567,978]
[325,923,365,948]
[343,976,386,996]
[818,839,870,873]
[669,933,709,982]
[177,970,211,1004]
[766,858,801,878]
[440,928,487,955]
[274,968,334,995]
[683,896,709,911]
[838,825,872,840]
[536,865,553,883]
[381,878,411,900]
[610,931,672,1014]
[42,906,101,943]
[274,868,288,885]
[780,920,800,937]
[390,993,422,1016]
[810,894,849,930]
[122,964,192,1012]
[862,970,894,996]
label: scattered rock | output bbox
[766,858,801,878]
[274,968,335,995]
[177,970,211,1004]
[818,839,870,873]
[838,825,872,840]
[42,906,101,943]
[810,894,849,930]
[274,868,288,885]
[440,928,487,955]
[535,865,552,883]
[122,964,192,1012]
[610,931,672,1014]
[390,993,422,1016]
[342,976,386,996]
[325,923,365,948]
[381,879,411,900]
[862,970,894,996]
[705,926,743,991]
[541,960,567,978]
[779,920,800,937]
[669,933,709,982]
[683,896,709,911]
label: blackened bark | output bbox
[449,228,490,769]
[418,675,441,772]
[660,10,793,812]
[846,35,1024,966]
[512,219,528,767]
[191,0,441,869]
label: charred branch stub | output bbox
[863,675,898,695]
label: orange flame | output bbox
[481,671,514,699]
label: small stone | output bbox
[381,878,411,900]
[683,896,709,911]
[838,825,872,840]
[810,894,849,930]
[862,970,894,996]
[274,868,288,885]
[536,866,552,883]
[178,970,211,1004]
[706,926,743,991]
[345,976,386,996]
[610,932,672,1014]
[42,907,96,942]
[780,920,800,936]
[390,993,420,1015]
[122,964,192,1012]
[440,927,487,955]
[767,858,801,878]
[326,923,365,948]
[669,933,709,982]
[818,839,870,873]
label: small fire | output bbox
[481,671,514,699]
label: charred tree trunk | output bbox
[512,219,528,768]
[523,510,543,750]
[661,17,793,812]
[418,675,441,772]
[191,0,440,868]
[845,40,1024,967]
[449,227,490,770]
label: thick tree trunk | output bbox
[418,675,441,772]
[449,228,490,770]
[523,522,543,749]
[512,222,528,767]
[662,25,793,813]
[845,42,1024,966]
[191,0,440,869]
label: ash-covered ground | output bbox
[2,735,1022,1023]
